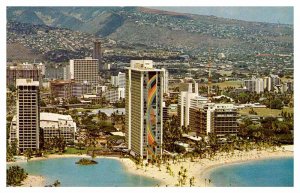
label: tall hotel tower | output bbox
[16,79,40,152]
[69,58,99,85]
[125,60,163,160]
[93,39,102,71]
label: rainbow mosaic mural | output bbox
[147,73,157,157]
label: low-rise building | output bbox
[40,112,77,144]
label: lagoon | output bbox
[7,157,159,187]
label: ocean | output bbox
[208,157,294,187]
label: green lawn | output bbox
[281,77,293,83]
[218,70,232,76]
[198,81,243,89]
[64,147,87,154]
[238,107,294,117]
[213,81,243,89]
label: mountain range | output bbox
[7,7,293,62]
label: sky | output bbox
[153,7,293,25]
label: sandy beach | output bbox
[21,175,46,187]
[120,145,293,187]
[8,145,293,187]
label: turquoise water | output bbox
[208,157,294,187]
[7,158,159,187]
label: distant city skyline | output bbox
[153,7,293,25]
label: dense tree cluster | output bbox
[7,166,28,186]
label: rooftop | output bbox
[126,60,163,72]
[16,79,39,86]
[40,112,73,122]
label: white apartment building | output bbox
[69,57,99,85]
[244,77,264,93]
[104,87,125,103]
[178,82,207,127]
[111,72,126,88]
[40,112,77,144]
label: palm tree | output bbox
[189,176,195,187]
[182,168,188,186]
[23,149,33,161]
[177,170,182,186]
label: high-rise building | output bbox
[93,39,102,71]
[7,63,43,87]
[111,72,126,88]
[189,103,238,136]
[50,80,73,99]
[255,78,264,93]
[125,60,163,160]
[63,65,70,80]
[244,77,264,93]
[270,74,281,88]
[161,68,169,94]
[70,57,99,85]
[263,77,271,91]
[244,78,256,92]
[16,79,40,152]
[178,82,203,127]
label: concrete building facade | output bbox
[244,77,264,93]
[104,87,125,103]
[16,79,40,152]
[40,112,76,144]
[93,40,102,71]
[111,72,126,88]
[189,103,238,136]
[70,58,99,84]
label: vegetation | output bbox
[248,108,258,115]
[68,97,81,104]
[163,115,182,152]
[44,136,66,153]
[177,166,188,187]
[239,116,293,145]
[75,158,98,165]
[64,147,86,155]
[7,139,18,162]
[7,166,28,186]
[189,176,195,187]
[213,81,243,89]
[239,107,293,117]
[23,148,33,161]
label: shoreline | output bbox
[6,145,293,187]
[21,175,46,187]
[119,146,293,187]
[199,151,293,187]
